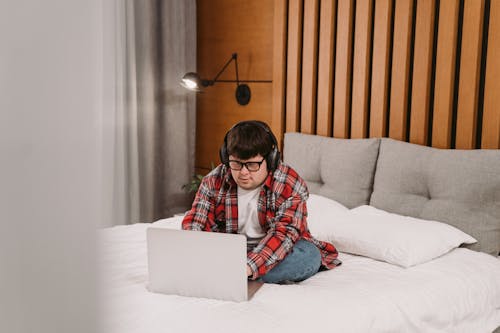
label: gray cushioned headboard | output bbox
[283,133,380,208]
[370,138,500,256]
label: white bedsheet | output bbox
[99,217,500,333]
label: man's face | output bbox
[228,154,268,190]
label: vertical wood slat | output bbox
[351,0,374,138]
[301,0,320,134]
[333,0,355,138]
[370,0,393,138]
[455,0,485,149]
[432,0,460,148]
[389,0,414,141]
[271,0,288,148]
[409,0,435,146]
[286,0,303,133]
[482,0,500,148]
[316,0,336,137]
[274,0,498,149]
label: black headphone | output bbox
[219,120,281,171]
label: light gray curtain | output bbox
[103,0,196,226]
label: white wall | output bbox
[0,1,102,332]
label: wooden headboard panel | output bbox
[271,0,500,150]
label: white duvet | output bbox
[99,217,500,333]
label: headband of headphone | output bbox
[219,120,281,171]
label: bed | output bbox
[99,133,500,333]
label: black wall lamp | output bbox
[180,53,271,106]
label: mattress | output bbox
[99,216,500,333]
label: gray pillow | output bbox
[370,138,500,256]
[283,133,380,208]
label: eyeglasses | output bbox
[228,158,265,172]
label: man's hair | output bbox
[226,121,274,160]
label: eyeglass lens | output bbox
[229,161,261,171]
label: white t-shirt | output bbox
[237,186,265,250]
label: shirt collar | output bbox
[262,171,273,189]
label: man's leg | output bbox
[260,240,321,284]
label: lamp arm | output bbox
[211,53,238,84]
[234,54,240,86]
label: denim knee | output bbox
[260,240,322,284]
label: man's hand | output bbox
[246,265,252,278]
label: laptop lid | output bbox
[147,227,249,302]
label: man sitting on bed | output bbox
[182,120,340,283]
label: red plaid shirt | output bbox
[182,162,340,279]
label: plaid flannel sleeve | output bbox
[247,172,309,279]
[181,174,216,231]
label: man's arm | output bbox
[181,175,216,231]
[247,174,309,279]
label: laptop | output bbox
[147,227,262,302]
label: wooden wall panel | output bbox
[482,0,500,148]
[455,0,485,149]
[195,0,500,162]
[370,0,393,138]
[333,0,354,138]
[270,0,500,150]
[196,0,273,172]
[389,0,413,141]
[316,0,336,137]
[196,85,273,173]
[351,0,374,139]
[300,0,320,134]
[409,0,435,146]
[432,0,460,148]
[286,0,303,133]
[271,0,288,148]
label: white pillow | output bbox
[307,193,348,212]
[306,194,349,238]
[310,205,477,267]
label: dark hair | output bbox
[226,121,274,160]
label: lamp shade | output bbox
[180,72,202,91]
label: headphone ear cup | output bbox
[266,147,280,171]
[219,143,228,166]
[275,149,281,169]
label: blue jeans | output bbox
[259,240,322,284]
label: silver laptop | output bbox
[147,227,262,302]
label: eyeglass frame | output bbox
[227,157,266,172]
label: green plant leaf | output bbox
[181,162,217,193]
